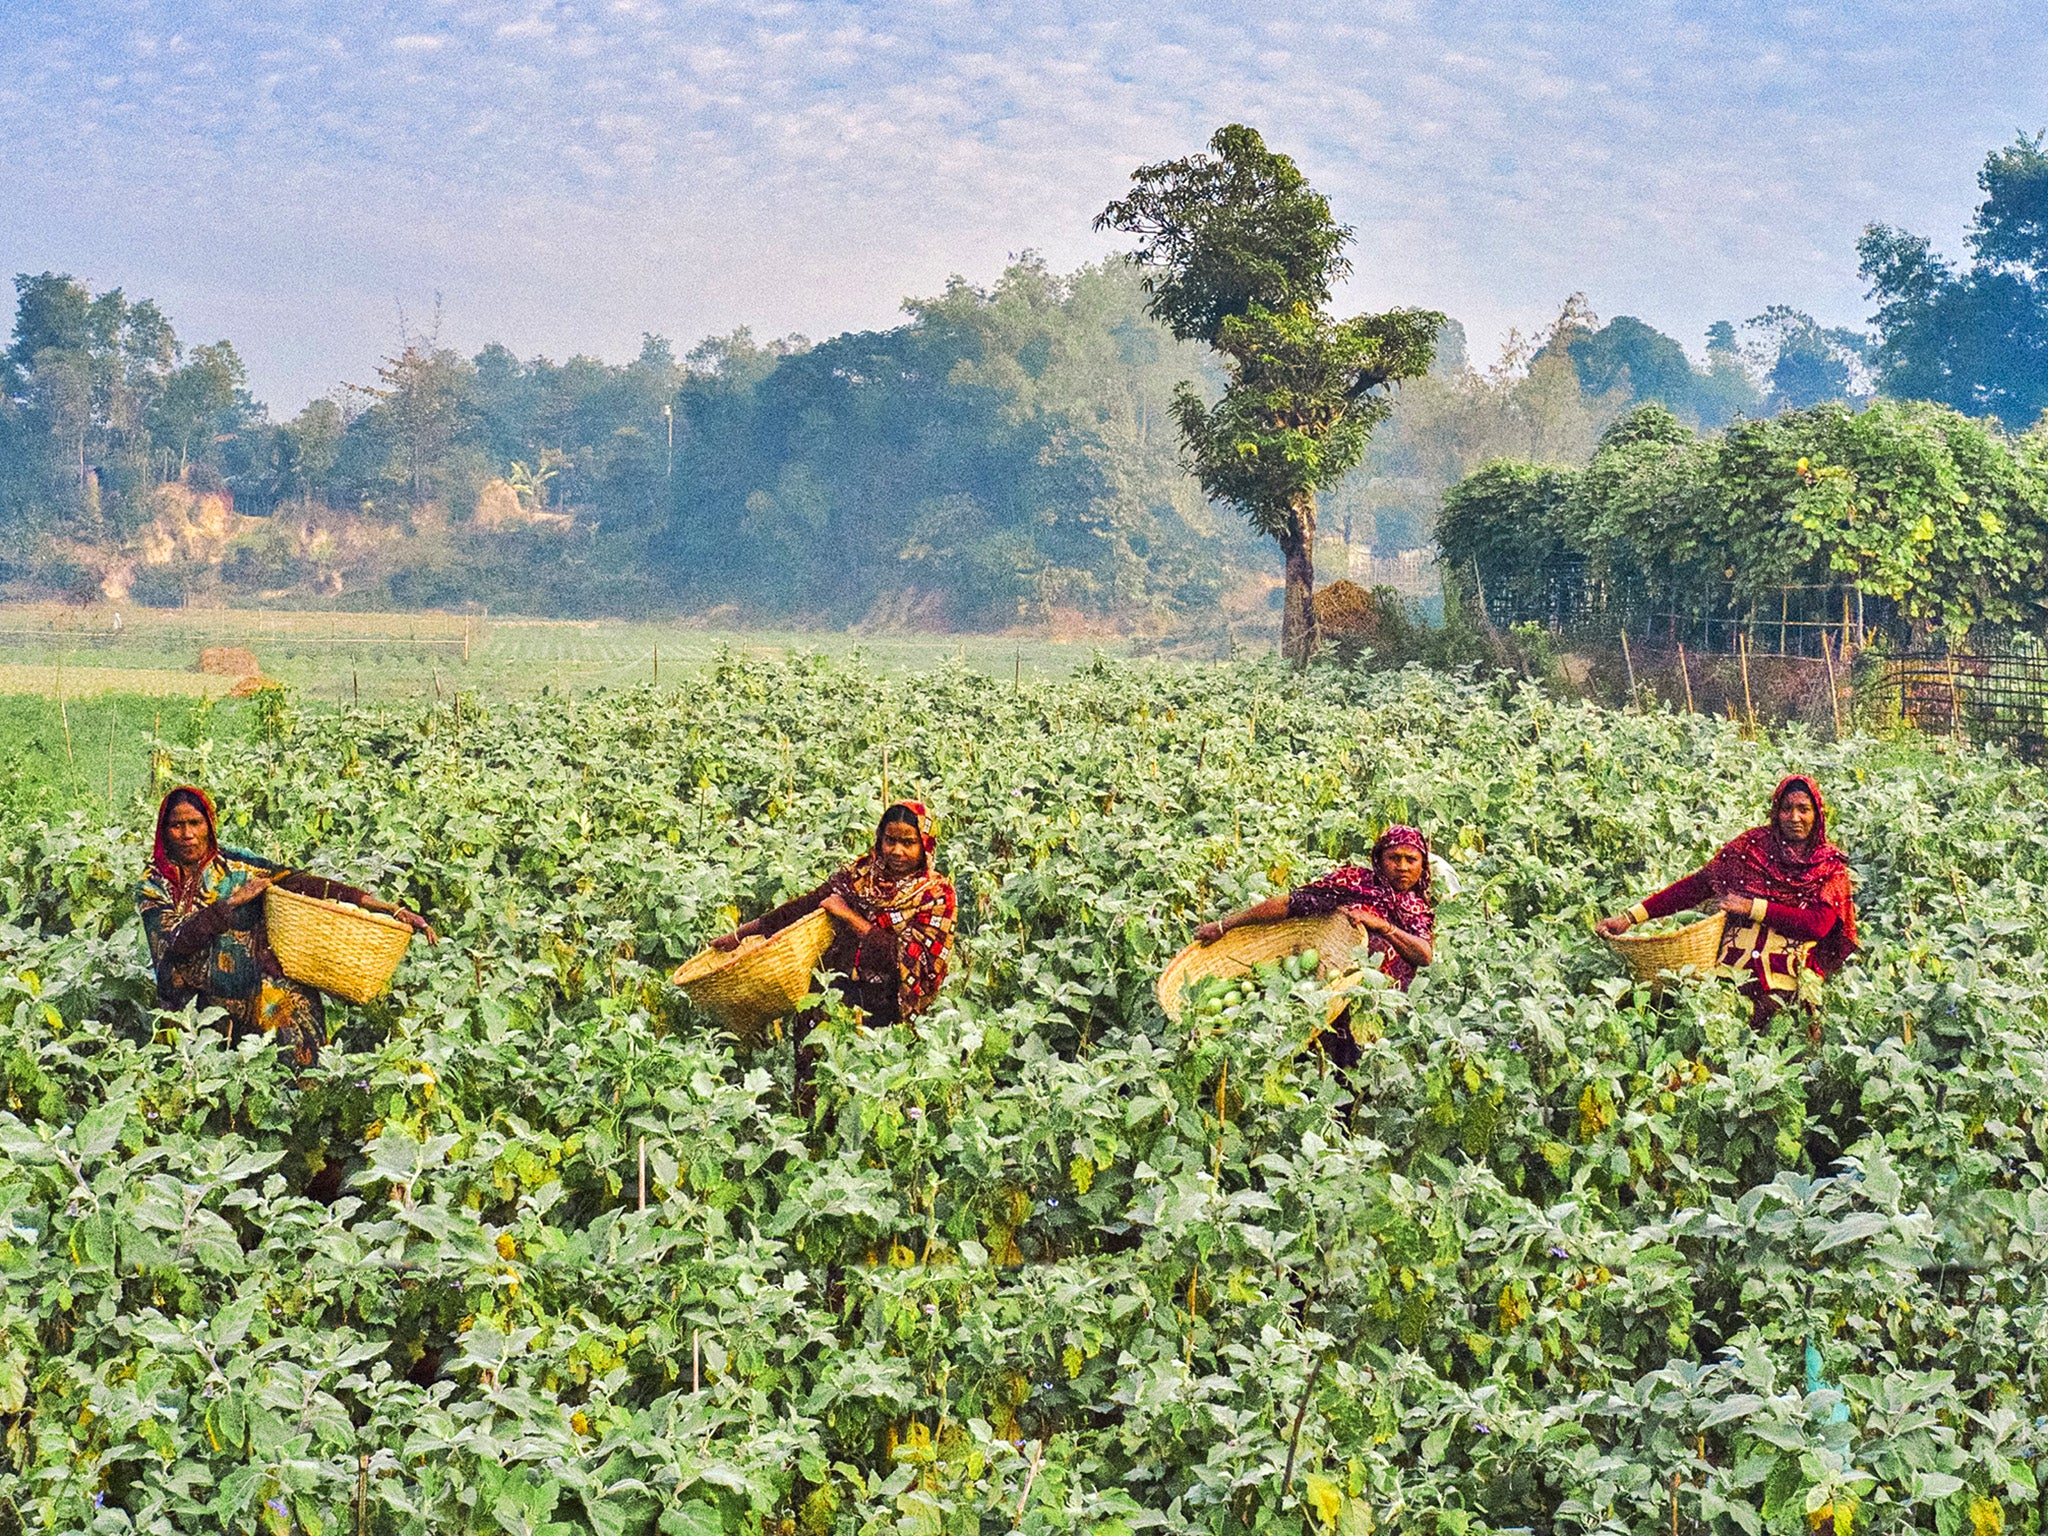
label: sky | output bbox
[2,0,2042,412]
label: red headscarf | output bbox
[1706,775,1858,976]
[151,786,222,904]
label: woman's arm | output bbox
[1357,907,1433,968]
[1195,895,1290,944]
[712,881,831,952]
[1597,868,1716,936]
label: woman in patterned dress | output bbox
[137,785,435,1068]
[714,801,957,1107]
[1196,825,1437,1067]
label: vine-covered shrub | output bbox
[3,656,2047,1534]
[1440,398,2048,641]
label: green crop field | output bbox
[2,656,2045,1535]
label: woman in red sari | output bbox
[1196,826,1436,1069]
[1197,825,1436,991]
[1597,775,1857,1030]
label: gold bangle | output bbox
[1628,904,1649,926]
[1749,897,1769,924]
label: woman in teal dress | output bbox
[137,785,434,1067]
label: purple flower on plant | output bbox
[1548,1246,1569,1259]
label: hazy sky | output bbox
[3,0,2041,411]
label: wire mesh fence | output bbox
[1469,560,1885,659]
[1879,646,2048,760]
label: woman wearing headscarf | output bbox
[1199,825,1436,983]
[1597,775,1857,1028]
[717,801,957,1027]
[137,786,436,1067]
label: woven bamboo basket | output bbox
[265,885,413,1004]
[1156,912,1366,1022]
[1600,911,1726,982]
[671,907,836,1046]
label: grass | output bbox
[0,692,257,818]
[0,602,1127,707]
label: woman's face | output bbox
[1776,788,1817,844]
[164,802,212,867]
[879,820,925,877]
[1378,844,1425,893]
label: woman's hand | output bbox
[821,893,872,936]
[710,918,759,954]
[1718,893,1754,917]
[398,909,439,944]
[224,875,274,908]
[1355,908,1391,935]
[1195,921,1225,943]
[1594,912,1633,938]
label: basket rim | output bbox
[1597,910,1724,949]
[672,907,833,990]
[265,883,412,934]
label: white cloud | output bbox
[0,0,2037,406]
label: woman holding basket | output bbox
[137,786,435,1068]
[1596,775,1857,1031]
[712,801,956,1109]
[1197,825,1437,991]
[713,800,957,1028]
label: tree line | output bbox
[2,131,2042,630]
[1438,133,2048,650]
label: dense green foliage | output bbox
[1860,133,2048,429]
[1440,399,2048,640]
[659,261,1244,627]
[3,658,2048,1534]
[0,263,1257,626]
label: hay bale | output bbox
[198,647,261,678]
[1314,580,1379,638]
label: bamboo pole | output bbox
[1016,1440,1046,1523]
[1821,632,1844,740]
[106,703,116,808]
[1738,633,1757,735]
[1677,643,1697,715]
[57,651,73,766]
[1619,630,1641,710]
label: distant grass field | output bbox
[0,602,1124,708]
[0,604,1140,817]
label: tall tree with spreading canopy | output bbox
[1859,132,2048,427]
[1098,124,1443,662]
